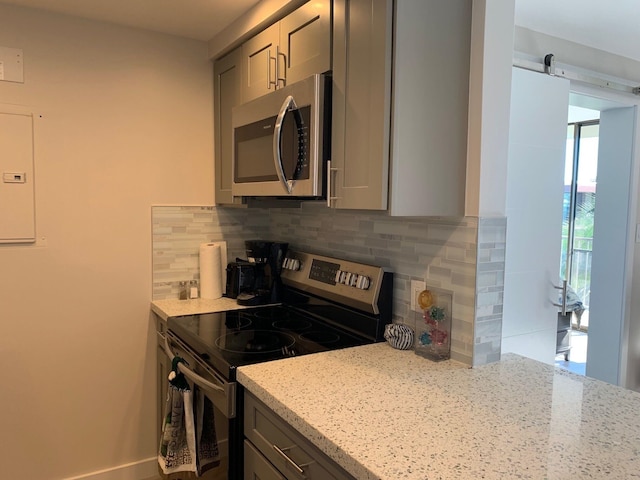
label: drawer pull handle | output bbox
[272,444,305,475]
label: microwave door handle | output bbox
[273,95,298,194]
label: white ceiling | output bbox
[515,0,640,63]
[0,0,261,41]
[0,0,638,64]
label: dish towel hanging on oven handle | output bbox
[194,385,221,474]
[158,357,197,475]
[158,357,221,476]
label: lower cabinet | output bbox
[155,316,170,439]
[244,391,354,480]
[244,440,285,480]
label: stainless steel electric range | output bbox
[163,250,393,479]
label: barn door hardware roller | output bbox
[521,52,640,96]
[544,53,556,76]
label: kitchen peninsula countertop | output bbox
[237,344,640,479]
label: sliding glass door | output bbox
[560,120,599,330]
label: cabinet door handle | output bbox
[326,160,340,207]
[276,45,287,87]
[272,444,305,475]
[267,49,277,89]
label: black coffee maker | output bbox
[236,240,288,306]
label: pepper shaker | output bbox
[178,281,188,300]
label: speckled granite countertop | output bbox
[151,297,267,320]
[237,344,640,480]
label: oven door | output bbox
[159,331,236,479]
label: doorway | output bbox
[555,108,600,375]
[503,70,637,386]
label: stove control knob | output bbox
[283,258,301,271]
[288,258,301,271]
[349,274,358,287]
[344,272,352,285]
[334,270,342,283]
[356,275,371,290]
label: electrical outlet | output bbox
[410,280,426,311]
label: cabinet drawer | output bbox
[244,439,285,480]
[244,392,354,480]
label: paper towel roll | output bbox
[199,242,226,299]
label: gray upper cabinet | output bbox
[279,1,331,86]
[330,0,393,210]
[214,47,243,206]
[241,0,331,104]
[331,0,471,215]
[240,23,279,104]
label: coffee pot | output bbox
[235,240,288,306]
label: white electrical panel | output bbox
[0,110,35,243]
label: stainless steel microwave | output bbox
[231,73,330,198]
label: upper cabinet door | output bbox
[330,0,393,210]
[279,0,331,86]
[214,48,243,206]
[241,23,279,104]
[388,1,470,216]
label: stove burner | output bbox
[224,316,252,330]
[250,309,292,321]
[215,330,296,354]
[272,318,312,332]
[299,331,341,344]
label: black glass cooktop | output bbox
[167,305,371,381]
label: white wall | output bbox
[587,107,636,384]
[0,5,213,479]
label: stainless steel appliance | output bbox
[162,250,393,480]
[231,74,330,198]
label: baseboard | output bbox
[63,457,158,480]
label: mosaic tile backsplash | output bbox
[151,203,507,366]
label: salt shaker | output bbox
[189,280,199,299]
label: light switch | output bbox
[410,279,426,311]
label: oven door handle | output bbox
[164,336,225,393]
